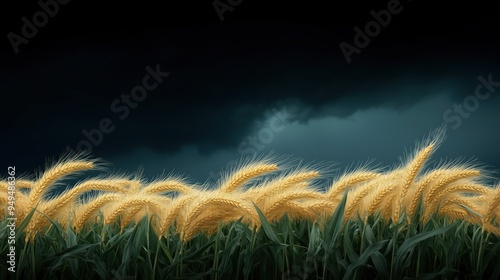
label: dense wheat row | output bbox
[2,133,500,242]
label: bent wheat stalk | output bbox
[246,170,320,205]
[140,179,193,195]
[28,160,94,210]
[327,171,380,200]
[75,193,123,230]
[484,185,500,225]
[218,163,278,193]
[423,169,481,207]
[103,195,166,231]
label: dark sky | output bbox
[2,0,500,183]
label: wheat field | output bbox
[2,131,500,244]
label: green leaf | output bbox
[370,251,390,279]
[344,240,388,280]
[393,223,455,277]
[253,203,281,244]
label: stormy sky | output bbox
[2,0,500,184]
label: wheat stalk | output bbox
[103,195,166,229]
[16,180,34,189]
[75,193,123,230]
[344,183,373,221]
[364,184,398,216]
[423,169,481,207]
[407,169,449,218]
[443,196,483,216]
[440,205,468,221]
[181,193,256,235]
[218,163,278,193]
[39,179,129,219]
[244,170,319,204]
[140,179,193,195]
[401,144,435,199]
[430,183,490,208]
[182,211,229,241]
[159,193,199,236]
[262,188,324,221]
[29,180,129,235]
[327,171,380,200]
[484,185,500,225]
[28,160,94,210]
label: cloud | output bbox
[103,92,500,183]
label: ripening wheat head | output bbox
[139,177,194,195]
[159,192,201,237]
[399,143,436,211]
[421,167,482,222]
[217,161,279,193]
[483,183,500,226]
[259,185,324,222]
[28,178,131,235]
[407,168,449,218]
[121,195,172,228]
[443,195,482,219]
[243,169,320,205]
[344,168,404,222]
[427,180,491,214]
[28,158,95,211]
[326,170,381,201]
[103,194,167,233]
[178,191,257,241]
[74,193,124,231]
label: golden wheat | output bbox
[140,179,193,195]
[182,211,229,241]
[9,129,500,242]
[15,179,34,189]
[401,143,435,199]
[218,162,278,193]
[28,160,94,210]
[179,193,257,240]
[103,194,166,231]
[430,182,490,208]
[262,187,324,222]
[344,184,373,221]
[159,193,200,236]
[74,193,123,230]
[327,170,380,200]
[123,195,172,226]
[484,184,500,225]
[364,184,398,217]
[245,170,319,204]
[440,205,469,221]
[423,169,481,208]
[407,169,448,218]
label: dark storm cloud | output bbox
[1,0,500,176]
[104,92,500,184]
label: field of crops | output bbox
[1,130,500,279]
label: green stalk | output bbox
[213,231,219,280]
[389,226,397,280]
[152,238,160,280]
[477,231,485,273]
[31,240,36,280]
[360,221,366,253]
[416,244,421,277]
[18,236,29,280]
